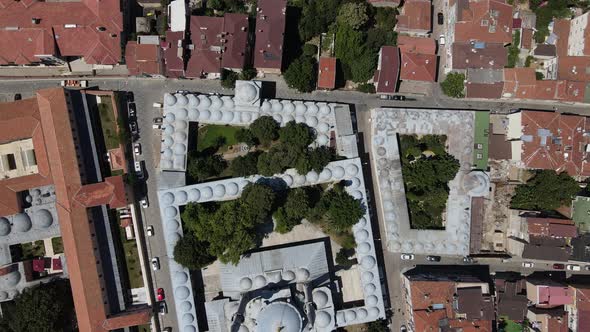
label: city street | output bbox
[3,76,590,332]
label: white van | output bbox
[153,102,163,108]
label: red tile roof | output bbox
[32,258,45,272]
[538,285,574,306]
[374,46,400,94]
[521,28,534,49]
[398,36,437,54]
[554,19,571,58]
[452,42,507,69]
[503,67,536,98]
[125,42,163,76]
[221,13,249,70]
[395,0,432,33]
[400,51,437,82]
[253,0,287,71]
[466,82,504,98]
[516,110,590,177]
[527,218,578,238]
[163,30,185,78]
[454,0,513,44]
[317,57,337,89]
[0,0,122,65]
[558,56,590,82]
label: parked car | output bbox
[129,121,138,135]
[157,288,165,301]
[127,91,134,103]
[379,94,406,101]
[439,34,446,46]
[463,256,474,263]
[566,264,581,271]
[128,103,136,117]
[426,255,441,262]
[153,123,163,130]
[522,262,534,268]
[437,12,444,25]
[585,265,590,271]
[151,257,160,271]
[134,161,142,173]
[153,117,163,125]
[135,160,145,179]
[158,301,167,315]
[401,326,407,332]
[134,143,142,156]
[553,263,565,270]
[153,102,163,108]
[163,328,172,332]
[140,197,149,208]
[147,225,154,237]
[401,253,415,260]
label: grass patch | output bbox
[196,125,241,152]
[500,316,524,332]
[118,228,144,289]
[97,98,120,150]
[21,240,46,259]
[51,237,64,254]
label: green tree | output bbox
[303,44,319,57]
[257,145,300,176]
[337,2,369,30]
[0,279,76,332]
[250,116,279,144]
[297,0,342,42]
[187,153,227,182]
[284,55,317,93]
[239,67,257,80]
[536,72,545,80]
[296,146,334,174]
[511,170,580,211]
[324,186,365,232]
[221,69,239,89]
[173,234,216,269]
[357,83,376,93]
[440,72,465,98]
[279,121,315,150]
[229,152,259,177]
[374,7,398,31]
[235,128,257,147]
[335,248,354,268]
[367,319,389,332]
[335,24,375,82]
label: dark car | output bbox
[426,255,441,262]
[379,94,406,101]
[129,121,138,135]
[158,301,167,315]
[128,102,136,118]
[126,91,134,103]
[438,12,444,25]
[553,263,565,270]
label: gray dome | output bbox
[184,326,196,332]
[180,301,193,312]
[240,277,252,290]
[296,268,310,281]
[33,209,53,228]
[315,311,332,328]
[237,83,258,103]
[12,213,32,232]
[182,313,194,324]
[0,218,10,236]
[174,272,189,284]
[1,271,21,288]
[255,302,302,332]
[313,290,329,308]
[282,270,295,281]
[175,286,190,300]
[238,325,249,332]
[253,275,267,288]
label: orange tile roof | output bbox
[414,309,447,331]
[125,42,163,76]
[398,36,437,54]
[503,68,536,98]
[521,28,534,50]
[400,51,437,82]
[396,0,432,33]
[317,57,336,89]
[0,0,122,65]
[0,89,150,331]
[558,56,590,82]
[554,19,571,58]
[454,0,513,44]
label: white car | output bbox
[153,123,163,130]
[439,34,446,46]
[133,143,141,156]
[401,253,415,260]
[566,264,581,271]
[140,198,149,208]
[146,225,154,237]
[134,161,141,173]
[522,262,534,268]
[153,102,163,108]
[151,257,160,271]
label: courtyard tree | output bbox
[324,185,365,232]
[234,128,257,147]
[273,188,311,233]
[511,170,580,211]
[229,152,259,177]
[279,121,315,150]
[440,72,466,98]
[284,55,317,93]
[220,69,239,89]
[249,116,279,144]
[173,234,216,270]
[187,153,227,182]
[257,145,300,176]
[337,2,369,30]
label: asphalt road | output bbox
[3,77,590,332]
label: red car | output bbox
[157,288,165,301]
[553,263,565,270]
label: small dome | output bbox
[241,112,252,122]
[307,104,319,114]
[318,122,330,133]
[305,116,318,127]
[315,311,332,328]
[162,192,174,204]
[236,83,258,102]
[282,175,293,186]
[184,326,196,332]
[306,171,319,183]
[296,268,310,281]
[174,131,187,142]
[357,308,368,319]
[166,219,179,231]
[174,272,189,284]
[294,174,306,185]
[212,110,222,121]
[358,242,371,254]
[214,184,226,197]
[180,301,192,312]
[253,275,267,288]
[164,93,176,106]
[238,325,249,332]
[320,105,331,115]
[210,96,222,109]
[355,230,369,241]
[361,271,374,282]
[188,94,199,106]
[283,102,295,113]
[364,283,377,294]
[182,313,195,324]
[200,110,211,120]
[295,115,305,124]
[222,111,234,122]
[175,286,190,300]
[13,213,32,232]
[366,295,378,306]
[295,103,307,115]
[189,109,200,120]
[198,96,212,108]
[272,102,283,112]
[313,290,329,307]
[261,101,272,112]
[165,112,176,123]
[226,182,239,195]
[361,256,376,269]
[223,97,235,109]
[345,310,357,322]
[0,218,11,236]
[240,277,252,290]
[368,307,380,318]
[189,189,201,201]
[175,191,188,204]
[173,143,187,155]
[317,135,329,145]
[201,187,213,199]
[1,271,21,287]
[176,94,188,106]
[163,136,174,147]
[282,270,295,281]
[176,108,188,119]
[319,169,332,181]
[346,164,359,176]
[164,206,178,218]
[332,166,345,179]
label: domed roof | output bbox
[1,271,21,288]
[238,325,249,332]
[313,290,329,308]
[315,311,332,328]
[296,268,310,281]
[175,286,190,300]
[0,218,10,236]
[253,275,267,288]
[255,302,302,332]
[12,213,31,232]
[240,277,252,290]
[33,209,53,228]
[282,270,295,281]
[182,313,194,324]
[236,83,258,103]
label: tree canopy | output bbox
[0,279,76,332]
[249,116,279,144]
[284,55,317,93]
[279,121,315,149]
[182,183,276,264]
[274,188,311,233]
[337,2,369,30]
[440,72,466,98]
[187,153,227,182]
[234,128,257,147]
[324,185,366,232]
[511,170,580,211]
[229,152,260,177]
[173,234,216,270]
[220,69,239,89]
[296,0,342,42]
